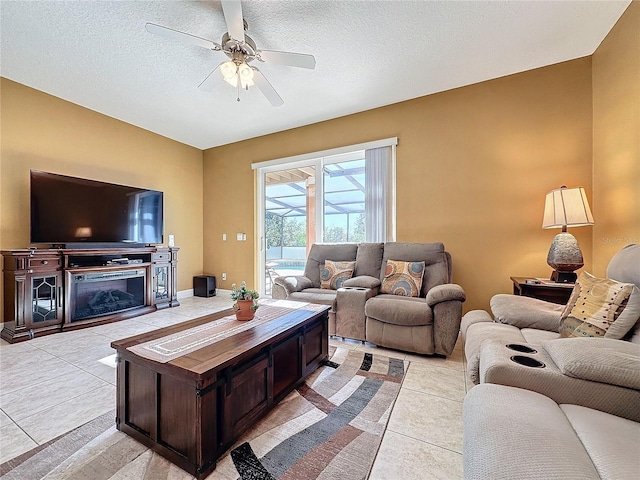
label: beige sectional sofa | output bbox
[272,242,466,356]
[461,244,640,405]
[461,244,640,479]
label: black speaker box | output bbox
[193,275,216,297]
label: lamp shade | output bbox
[542,186,594,229]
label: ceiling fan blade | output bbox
[252,68,284,107]
[221,0,245,42]
[258,50,316,70]
[198,63,224,91]
[145,23,220,51]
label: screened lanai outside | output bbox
[264,157,366,295]
[256,139,396,297]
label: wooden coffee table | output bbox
[111,300,329,479]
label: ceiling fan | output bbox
[145,0,316,106]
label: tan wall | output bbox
[204,58,594,312]
[0,79,204,319]
[592,1,640,275]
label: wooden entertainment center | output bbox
[1,246,179,343]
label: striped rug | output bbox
[0,347,407,480]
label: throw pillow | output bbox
[320,260,355,290]
[380,260,425,297]
[559,271,640,339]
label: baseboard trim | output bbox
[177,288,231,299]
[177,289,193,299]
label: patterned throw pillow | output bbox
[380,260,426,297]
[320,260,355,290]
[559,271,640,339]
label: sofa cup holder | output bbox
[510,355,545,368]
[506,344,538,354]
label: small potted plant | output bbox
[231,281,260,321]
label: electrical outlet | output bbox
[222,273,227,281]
[168,234,175,247]
[222,233,227,241]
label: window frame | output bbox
[255,138,397,295]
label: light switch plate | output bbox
[168,234,175,247]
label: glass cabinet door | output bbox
[31,275,60,323]
[154,265,169,301]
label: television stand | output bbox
[1,246,180,343]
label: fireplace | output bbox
[69,268,147,322]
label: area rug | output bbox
[0,347,407,480]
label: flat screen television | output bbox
[30,170,164,247]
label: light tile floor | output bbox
[0,296,467,478]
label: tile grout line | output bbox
[0,410,41,448]
[2,336,117,429]
[0,352,79,397]
[396,387,465,406]
[382,428,464,456]
[4,382,115,435]
[400,385,466,404]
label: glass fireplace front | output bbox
[69,268,147,321]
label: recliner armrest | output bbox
[491,294,564,332]
[426,283,466,307]
[342,275,381,289]
[273,275,314,295]
[543,337,640,390]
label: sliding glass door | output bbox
[261,165,317,295]
[256,139,396,296]
[322,154,366,243]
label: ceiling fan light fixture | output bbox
[221,60,238,82]
[223,74,238,87]
[238,62,254,88]
[147,0,316,105]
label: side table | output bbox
[510,276,574,305]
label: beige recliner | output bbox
[364,242,466,355]
[272,242,466,356]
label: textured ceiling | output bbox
[0,0,630,150]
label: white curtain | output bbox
[364,146,390,242]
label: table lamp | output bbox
[542,186,594,283]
